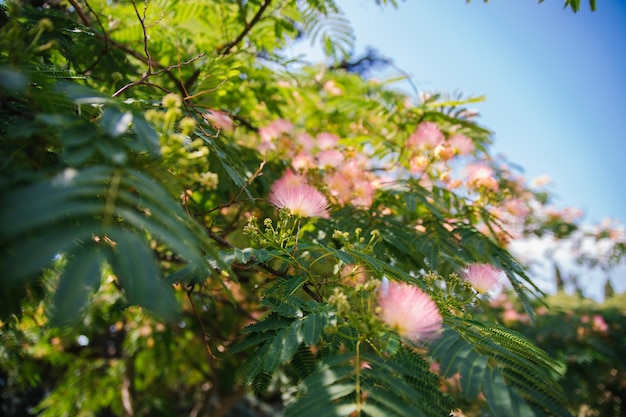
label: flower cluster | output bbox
[256,123,379,209]
[405,121,476,190]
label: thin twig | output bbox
[131,0,153,74]
[218,0,273,55]
[205,159,267,214]
[187,286,219,361]
[183,76,230,101]
[112,53,205,97]
[84,0,108,41]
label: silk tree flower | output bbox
[377,277,443,342]
[448,133,475,156]
[351,180,376,208]
[259,119,293,142]
[269,173,330,218]
[316,132,339,150]
[461,263,504,294]
[409,154,429,175]
[325,156,377,208]
[407,122,445,150]
[466,163,499,192]
[204,109,234,132]
[291,152,315,171]
[317,149,344,168]
[258,119,293,154]
[296,132,315,152]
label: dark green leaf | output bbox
[107,229,179,321]
[101,107,133,137]
[51,245,103,325]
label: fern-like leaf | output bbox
[300,1,355,62]
[430,317,572,417]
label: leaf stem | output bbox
[355,339,362,416]
[105,169,122,225]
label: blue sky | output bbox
[337,0,626,226]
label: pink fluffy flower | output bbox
[316,132,339,150]
[269,173,330,218]
[296,132,315,152]
[448,134,474,156]
[409,155,429,175]
[351,180,376,208]
[317,149,344,168]
[461,264,504,293]
[377,278,443,342]
[466,164,499,192]
[407,122,445,150]
[204,109,234,132]
[592,314,609,333]
[291,152,315,171]
[259,119,293,142]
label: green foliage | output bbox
[483,291,626,417]
[431,317,570,416]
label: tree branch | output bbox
[66,0,92,26]
[112,53,204,97]
[130,0,153,74]
[217,0,272,55]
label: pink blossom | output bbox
[446,178,462,190]
[204,110,234,132]
[448,134,474,155]
[489,292,508,308]
[560,207,583,222]
[502,309,522,324]
[323,80,342,96]
[503,199,530,218]
[409,155,429,175]
[461,264,504,293]
[325,172,352,206]
[316,132,340,150]
[530,175,552,188]
[592,314,609,333]
[351,180,376,208]
[317,149,344,168]
[269,173,329,218]
[259,119,293,142]
[407,122,445,149]
[291,152,315,171]
[377,278,442,342]
[466,164,499,192]
[258,138,276,154]
[434,144,454,161]
[274,168,305,187]
[296,132,315,151]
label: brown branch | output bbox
[217,0,272,55]
[187,287,219,362]
[112,53,205,97]
[67,0,92,26]
[303,283,322,303]
[121,354,136,417]
[84,0,108,41]
[130,0,153,74]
